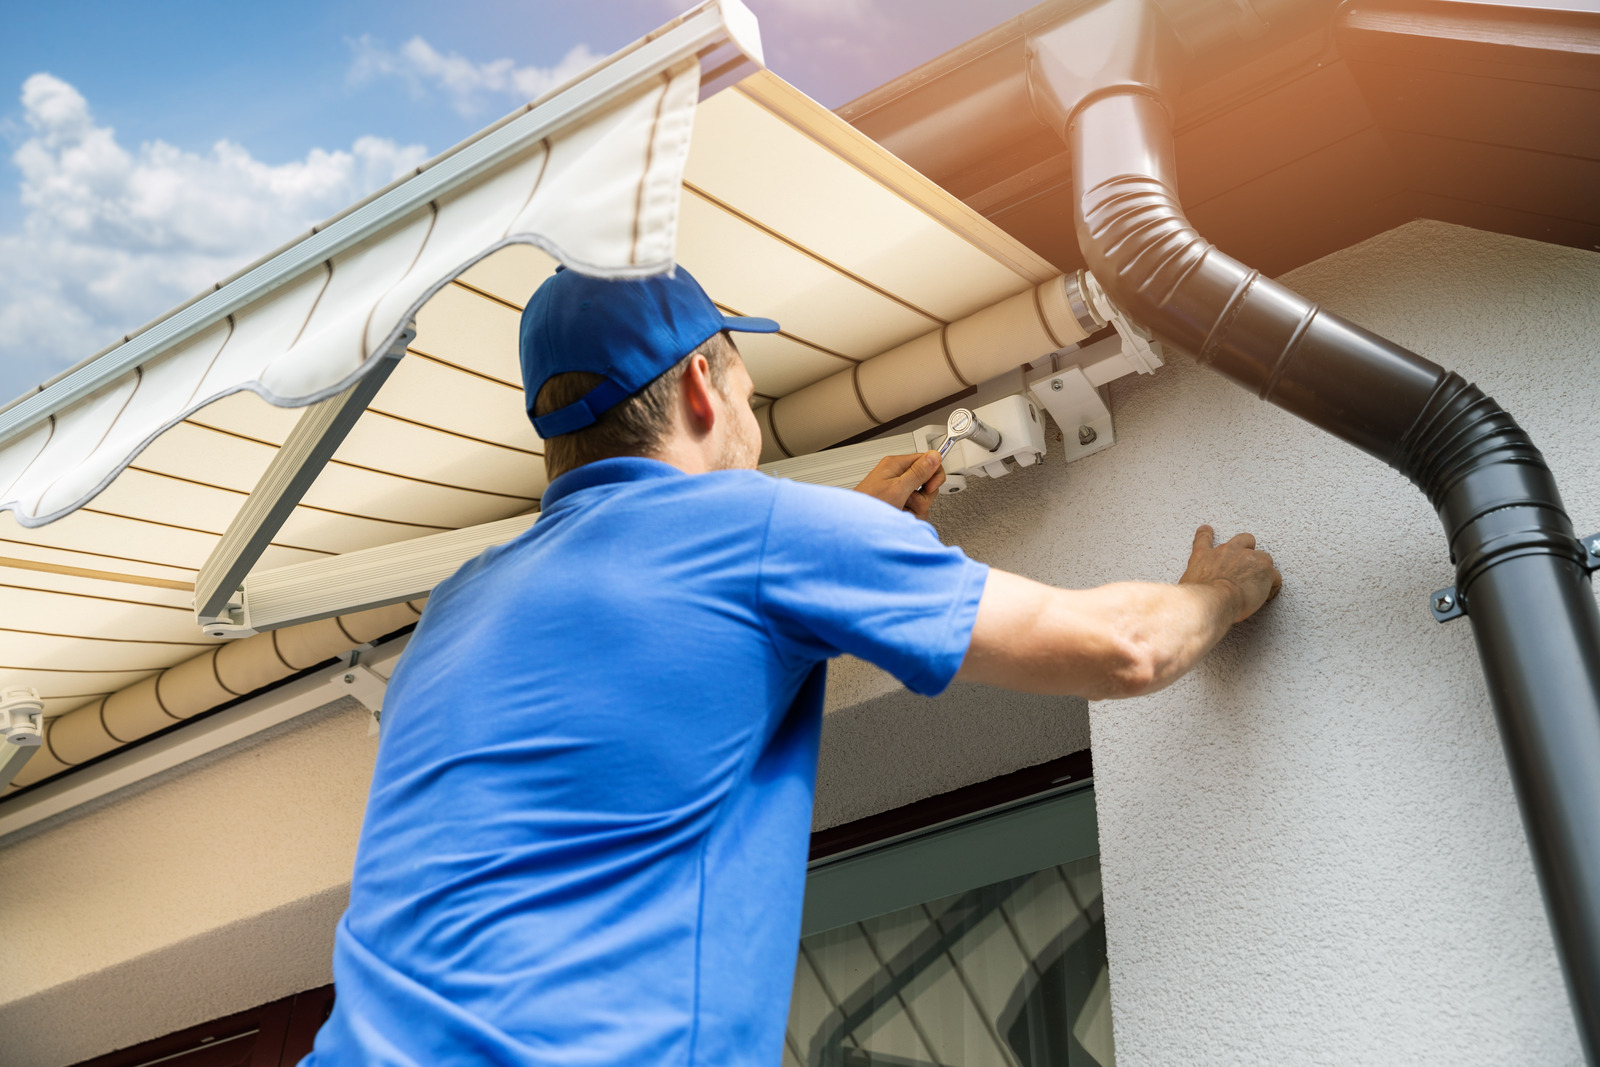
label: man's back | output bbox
[308,457,985,1066]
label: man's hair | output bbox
[534,331,738,481]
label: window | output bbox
[788,784,1112,1066]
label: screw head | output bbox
[1588,539,1600,557]
[1077,425,1098,446]
[1050,378,1064,391]
[343,673,356,684]
[1435,593,1455,613]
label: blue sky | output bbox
[0,0,1039,403]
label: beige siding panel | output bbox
[297,463,530,530]
[271,508,454,557]
[331,416,545,499]
[0,630,206,672]
[0,509,216,572]
[690,86,1032,321]
[457,243,559,308]
[734,330,854,400]
[677,192,937,360]
[0,538,198,586]
[89,469,246,535]
[0,585,194,643]
[0,565,190,611]
[185,390,302,448]
[412,285,524,386]
[136,423,275,494]
[374,357,542,455]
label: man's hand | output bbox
[956,525,1284,700]
[1179,525,1281,623]
[853,451,946,521]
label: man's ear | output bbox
[679,353,718,437]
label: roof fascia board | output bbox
[0,0,762,448]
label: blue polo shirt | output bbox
[307,457,988,1066]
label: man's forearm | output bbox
[956,572,1243,700]
[956,528,1279,700]
[1088,579,1239,697]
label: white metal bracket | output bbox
[1026,365,1115,463]
[0,686,44,787]
[329,654,390,737]
[1082,272,1166,375]
[911,393,1049,494]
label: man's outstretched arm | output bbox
[956,525,1281,700]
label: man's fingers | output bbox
[1193,525,1215,552]
[921,465,947,497]
[895,450,943,492]
[1227,531,1257,551]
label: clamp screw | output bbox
[1078,425,1098,446]
[1435,593,1455,613]
[1050,378,1064,391]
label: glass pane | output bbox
[785,855,1113,1067]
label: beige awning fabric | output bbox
[0,57,700,529]
[0,48,1058,791]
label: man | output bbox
[308,266,1279,1066]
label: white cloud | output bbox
[348,35,602,117]
[0,73,427,403]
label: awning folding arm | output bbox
[194,326,414,635]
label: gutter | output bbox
[1004,0,1600,1054]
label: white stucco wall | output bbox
[921,220,1595,1064]
[0,699,375,1067]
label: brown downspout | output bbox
[1019,0,1600,1057]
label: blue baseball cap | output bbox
[520,266,779,438]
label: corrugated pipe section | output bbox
[757,274,1098,461]
[5,599,426,792]
[1025,0,1600,1057]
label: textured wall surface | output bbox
[920,221,1595,1065]
[0,700,375,1067]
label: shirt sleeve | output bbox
[757,479,989,697]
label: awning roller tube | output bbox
[763,274,1093,460]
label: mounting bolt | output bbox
[1434,593,1455,613]
[343,673,356,684]
[1050,378,1064,391]
[1588,539,1600,558]
[1078,425,1097,446]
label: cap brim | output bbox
[720,315,781,334]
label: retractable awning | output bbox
[0,1,1059,796]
